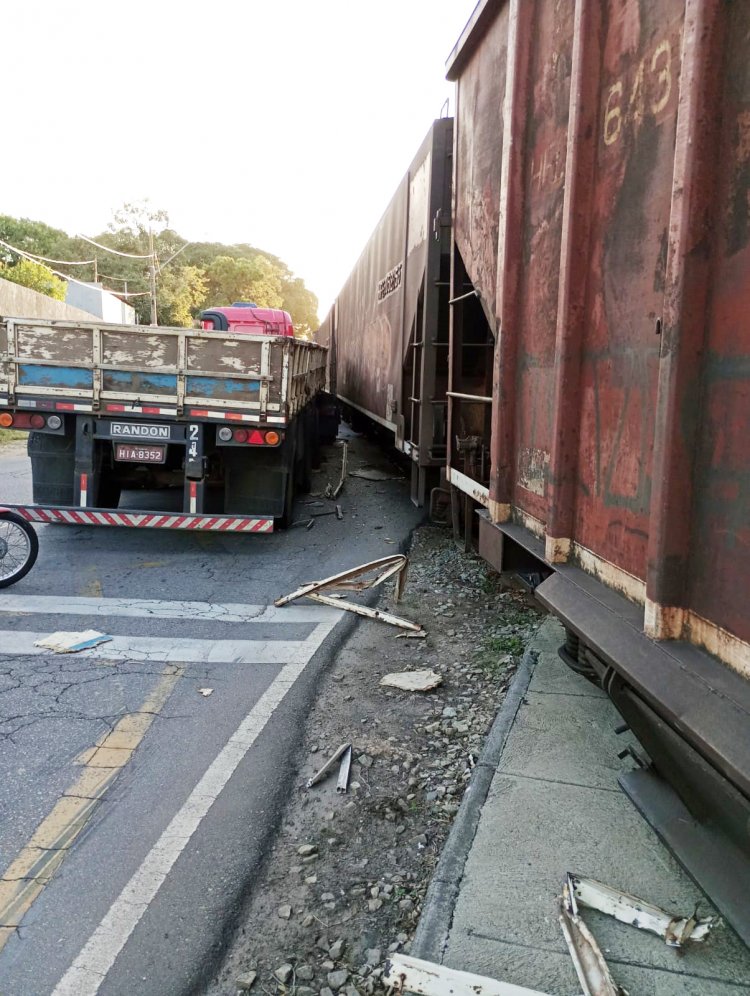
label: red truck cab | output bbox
[200,302,294,337]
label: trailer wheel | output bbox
[28,428,75,506]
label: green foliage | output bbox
[0,205,319,329]
[281,275,319,339]
[204,255,282,310]
[0,429,26,445]
[157,265,208,327]
[0,259,66,300]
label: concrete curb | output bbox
[411,642,539,963]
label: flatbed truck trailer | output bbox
[0,312,332,532]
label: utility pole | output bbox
[148,228,158,325]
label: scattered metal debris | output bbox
[383,953,552,996]
[198,688,214,697]
[336,745,352,794]
[569,874,718,947]
[335,504,343,520]
[350,467,405,482]
[275,555,421,632]
[34,630,113,653]
[325,440,349,499]
[395,630,427,639]
[560,875,627,996]
[306,743,352,789]
[305,518,315,531]
[333,441,348,498]
[380,669,442,692]
[306,595,421,630]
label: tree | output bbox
[281,275,319,338]
[0,209,320,331]
[107,200,169,250]
[205,255,283,309]
[157,265,208,327]
[0,259,66,300]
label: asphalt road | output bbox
[0,434,423,996]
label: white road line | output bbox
[52,619,335,996]
[0,594,340,624]
[0,628,338,664]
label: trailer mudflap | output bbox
[7,504,274,533]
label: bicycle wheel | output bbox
[0,512,39,588]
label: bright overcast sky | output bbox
[5,1,478,319]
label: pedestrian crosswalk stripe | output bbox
[0,628,335,665]
[0,594,340,625]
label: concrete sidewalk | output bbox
[413,618,750,995]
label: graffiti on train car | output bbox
[377,262,403,302]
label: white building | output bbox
[65,281,136,324]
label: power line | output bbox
[11,249,96,267]
[0,238,141,300]
[77,233,154,260]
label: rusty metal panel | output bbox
[512,0,574,523]
[572,0,684,581]
[685,0,750,647]
[453,6,508,333]
[448,0,749,673]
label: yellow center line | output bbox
[0,664,182,952]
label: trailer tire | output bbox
[28,428,75,506]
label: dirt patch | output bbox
[209,522,544,996]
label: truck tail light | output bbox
[218,426,283,445]
[0,412,62,430]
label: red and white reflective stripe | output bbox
[55,401,93,412]
[189,481,197,514]
[11,506,274,532]
[188,408,286,426]
[105,404,177,416]
[79,473,88,507]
